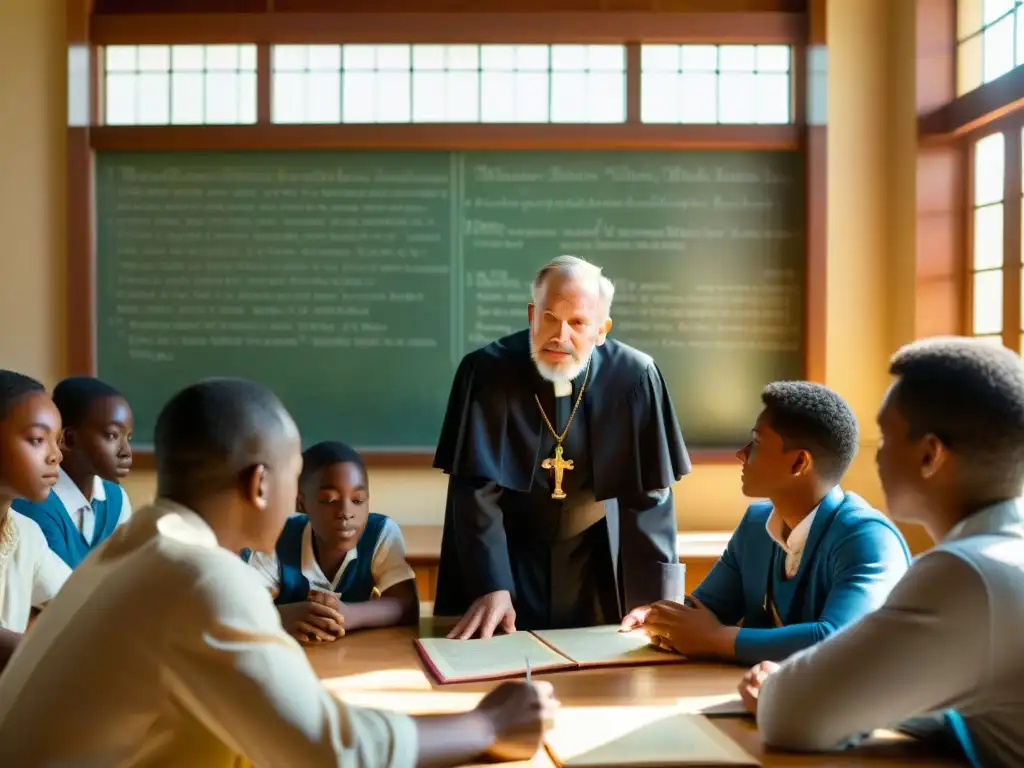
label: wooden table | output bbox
[306,622,962,767]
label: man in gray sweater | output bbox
[741,337,1024,768]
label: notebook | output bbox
[414,625,683,684]
[544,706,760,767]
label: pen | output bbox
[525,656,532,682]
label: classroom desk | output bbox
[306,621,963,768]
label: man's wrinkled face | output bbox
[528,274,611,383]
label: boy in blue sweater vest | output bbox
[622,381,910,666]
[246,441,418,643]
[13,376,133,569]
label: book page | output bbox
[545,707,760,767]
[416,632,572,683]
[532,625,684,667]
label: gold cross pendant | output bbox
[541,443,574,500]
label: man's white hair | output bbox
[530,255,616,317]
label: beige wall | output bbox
[0,1,931,546]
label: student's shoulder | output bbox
[737,499,775,528]
[10,492,63,521]
[8,510,51,552]
[830,492,910,555]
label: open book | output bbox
[414,625,683,684]
[545,706,760,767]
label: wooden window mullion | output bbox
[1004,128,1022,351]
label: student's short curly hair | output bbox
[760,381,859,483]
[0,370,45,420]
[888,337,1024,485]
[52,376,124,429]
[300,441,365,485]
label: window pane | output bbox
[958,34,983,95]
[137,46,170,71]
[719,73,757,123]
[342,72,375,121]
[586,72,624,122]
[136,72,170,124]
[984,0,1016,24]
[480,72,516,121]
[446,71,479,121]
[105,73,137,124]
[413,45,446,70]
[205,45,238,71]
[205,72,239,124]
[307,72,341,123]
[375,72,412,122]
[551,45,588,71]
[480,45,516,71]
[960,0,984,39]
[514,72,549,122]
[975,132,1006,205]
[551,72,587,122]
[237,72,257,124]
[273,72,305,123]
[172,45,204,71]
[974,269,1004,334]
[171,72,204,124]
[515,45,549,70]
[681,45,717,71]
[589,45,625,71]
[308,45,342,71]
[756,45,790,72]
[974,203,1004,270]
[412,71,448,122]
[641,73,679,122]
[641,45,680,72]
[756,73,790,123]
[719,45,755,71]
[678,73,717,123]
[105,46,137,72]
[983,15,1015,83]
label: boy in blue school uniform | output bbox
[246,441,419,642]
[12,376,134,569]
[622,381,911,666]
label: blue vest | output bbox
[244,513,388,605]
[12,480,124,569]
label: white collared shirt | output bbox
[0,509,71,632]
[52,467,132,543]
[765,505,819,579]
[248,517,415,597]
[0,500,418,767]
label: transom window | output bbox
[639,44,791,125]
[958,0,1024,95]
[104,45,257,125]
[271,44,626,124]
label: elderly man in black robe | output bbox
[433,255,691,639]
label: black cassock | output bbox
[432,329,692,630]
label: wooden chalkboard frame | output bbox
[67,5,827,468]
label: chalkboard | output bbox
[95,150,805,452]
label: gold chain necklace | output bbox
[534,359,591,500]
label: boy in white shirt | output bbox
[246,440,418,642]
[0,377,557,767]
[0,370,72,670]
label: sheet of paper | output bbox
[532,625,683,667]
[545,706,760,767]
[677,695,751,718]
[416,632,571,683]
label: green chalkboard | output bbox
[95,149,804,452]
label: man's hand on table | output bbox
[619,596,738,659]
[448,590,516,639]
[738,660,780,715]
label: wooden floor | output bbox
[306,619,963,767]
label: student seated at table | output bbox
[742,339,1024,768]
[0,370,72,671]
[245,440,418,642]
[0,377,558,767]
[12,376,133,569]
[622,381,910,666]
